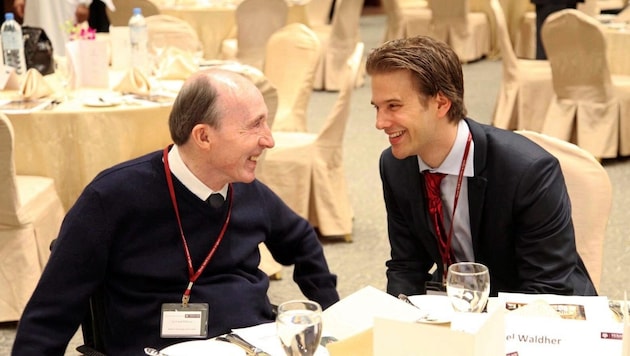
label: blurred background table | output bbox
[159,3,237,59]
[4,97,172,210]
[157,0,310,59]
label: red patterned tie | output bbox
[424,172,452,268]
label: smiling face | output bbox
[177,71,275,191]
[371,69,454,164]
[203,75,274,187]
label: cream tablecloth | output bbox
[4,99,172,210]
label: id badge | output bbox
[425,281,447,296]
[160,303,209,338]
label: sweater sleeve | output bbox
[12,187,111,355]
[259,184,340,309]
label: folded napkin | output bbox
[156,47,198,80]
[113,68,151,95]
[20,68,54,99]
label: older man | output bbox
[12,69,339,355]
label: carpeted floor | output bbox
[1,12,629,355]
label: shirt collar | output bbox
[418,120,475,177]
[167,145,228,201]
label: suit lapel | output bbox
[466,119,488,258]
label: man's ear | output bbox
[435,92,452,118]
[190,123,212,149]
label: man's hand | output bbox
[13,0,25,19]
[75,4,90,24]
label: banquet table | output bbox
[159,4,237,59]
[3,94,173,210]
[158,1,309,59]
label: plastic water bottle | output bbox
[1,12,27,75]
[128,7,148,74]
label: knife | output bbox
[218,333,272,356]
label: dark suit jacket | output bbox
[380,119,596,297]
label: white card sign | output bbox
[65,39,109,89]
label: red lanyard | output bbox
[441,132,472,282]
[162,146,233,307]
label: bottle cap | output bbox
[133,7,142,15]
[5,12,14,21]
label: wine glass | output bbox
[446,262,490,313]
[276,300,323,356]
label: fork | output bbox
[216,333,272,356]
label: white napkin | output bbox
[19,68,54,99]
[157,47,198,80]
[113,67,151,95]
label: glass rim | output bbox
[277,299,322,312]
[447,262,489,275]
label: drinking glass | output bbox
[276,300,323,356]
[54,58,71,100]
[446,262,490,313]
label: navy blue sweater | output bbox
[13,150,339,355]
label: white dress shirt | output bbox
[167,145,228,201]
[418,120,475,262]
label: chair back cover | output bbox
[235,0,289,70]
[516,130,611,290]
[320,0,365,90]
[0,113,20,226]
[541,9,619,158]
[306,0,335,26]
[489,0,519,129]
[264,23,321,132]
[381,0,405,41]
[429,0,471,39]
[107,0,161,26]
[542,9,613,101]
[308,46,363,236]
[145,14,202,56]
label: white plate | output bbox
[408,294,455,324]
[82,97,122,107]
[160,339,245,356]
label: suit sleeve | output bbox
[380,152,435,297]
[511,154,580,294]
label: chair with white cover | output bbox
[145,14,203,58]
[256,45,363,240]
[380,0,429,42]
[514,0,600,59]
[305,0,335,26]
[404,0,491,63]
[540,9,620,158]
[264,23,321,132]
[617,5,630,21]
[489,0,552,131]
[0,113,65,322]
[219,0,289,70]
[312,0,365,91]
[106,0,160,26]
[516,130,611,290]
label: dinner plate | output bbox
[160,339,245,356]
[408,294,455,324]
[82,97,122,107]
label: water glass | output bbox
[446,262,490,313]
[276,300,322,356]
